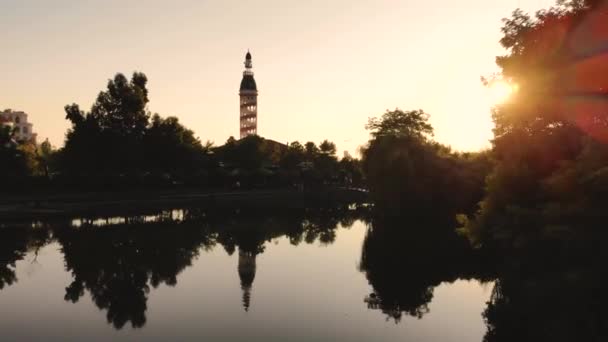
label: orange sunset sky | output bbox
[1,0,556,155]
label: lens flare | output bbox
[488,81,517,105]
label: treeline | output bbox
[463,4,608,338]
[1,73,362,192]
[458,0,608,256]
[361,0,608,255]
[360,2,608,339]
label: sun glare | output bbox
[488,81,517,105]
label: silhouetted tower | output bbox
[238,248,257,312]
[239,50,258,139]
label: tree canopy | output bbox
[460,0,608,250]
[362,109,490,216]
[365,109,433,139]
[58,72,205,186]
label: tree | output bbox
[0,125,29,182]
[144,114,204,179]
[36,138,55,179]
[319,140,337,156]
[365,109,433,139]
[59,72,207,186]
[0,124,14,146]
[304,142,319,160]
[92,72,149,138]
[61,72,151,179]
[459,0,608,250]
[315,140,339,184]
[213,135,289,188]
[338,153,364,187]
[362,109,490,216]
[281,142,305,169]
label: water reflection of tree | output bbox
[17,205,364,328]
[482,246,608,342]
[0,226,51,290]
[5,206,606,340]
[359,215,491,322]
[54,220,216,329]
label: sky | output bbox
[0,0,556,155]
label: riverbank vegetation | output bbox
[2,0,607,340]
[2,1,605,258]
[362,1,608,339]
[2,1,607,332]
[458,0,608,255]
[3,0,605,253]
[361,109,492,217]
[359,0,608,257]
[1,73,362,193]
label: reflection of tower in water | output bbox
[238,248,257,311]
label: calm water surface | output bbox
[0,208,492,341]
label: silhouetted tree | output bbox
[0,125,29,182]
[459,0,608,252]
[362,109,490,216]
[454,2,608,338]
[319,140,337,156]
[143,114,205,181]
[61,72,151,180]
[36,138,55,179]
[304,141,320,160]
[58,72,207,186]
[365,109,433,139]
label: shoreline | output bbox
[0,187,369,221]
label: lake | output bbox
[0,207,492,341]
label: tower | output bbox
[239,51,258,139]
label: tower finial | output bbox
[244,50,252,69]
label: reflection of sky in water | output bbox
[0,221,491,341]
[70,210,187,227]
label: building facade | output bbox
[0,109,37,142]
[239,51,258,139]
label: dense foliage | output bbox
[0,125,49,187]
[58,73,206,186]
[361,109,491,216]
[459,0,608,253]
[0,125,28,181]
[212,135,362,189]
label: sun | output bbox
[488,80,517,105]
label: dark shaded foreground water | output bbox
[0,207,493,341]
